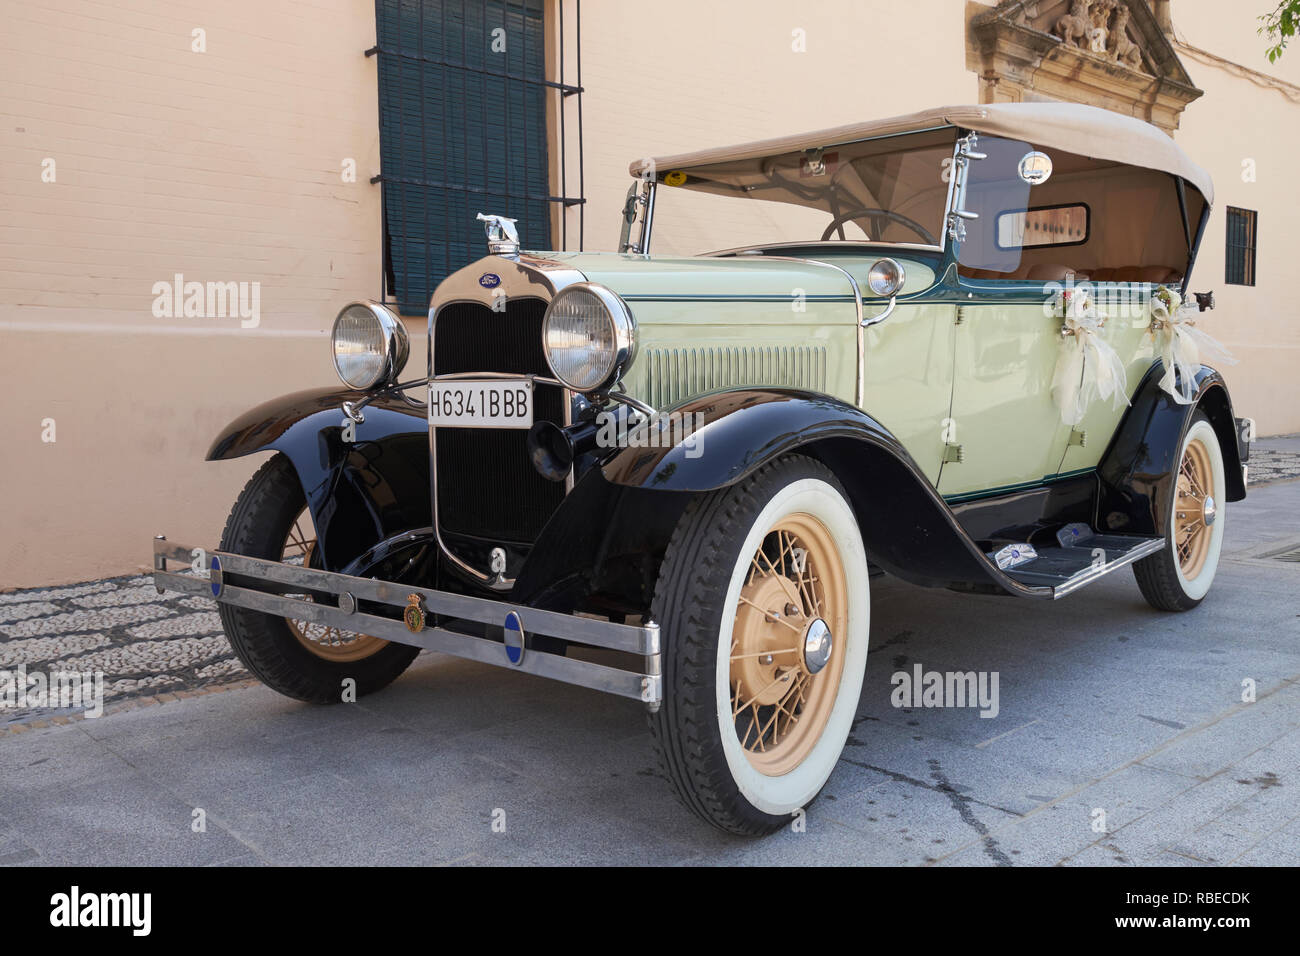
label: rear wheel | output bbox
[217,454,420,703]
[650,456,870,835]
[1133,413,1227,611]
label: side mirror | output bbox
[1194,290,1215,312]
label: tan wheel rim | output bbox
[730,513,849,776]
[281,509,388,663]
[1174,437,1215,580]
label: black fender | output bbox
[1097,363,1246,538]
[207,387,430,572]
[597,388,1046,595]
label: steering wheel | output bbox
[820,207,937,245]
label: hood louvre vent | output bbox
[643,345,827,410]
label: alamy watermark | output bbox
[890,663,999,718]
[1,665,104,718]
[594,409,705,458]
[151,273,260,328]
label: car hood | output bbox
[535,250,936,300]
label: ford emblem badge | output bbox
[479,273,501,289]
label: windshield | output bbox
[631,127,957,255]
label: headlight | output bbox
[331,301,409,391]
[542,283,636,392]
[867,258,906,297]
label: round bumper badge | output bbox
[208,555,223,598]
[504,611,525,666]
[404,593,427,633]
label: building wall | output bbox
[0,0,396,587]
[1167,0,1300,440]
[1,0,1296,587]
[560,0,980,256]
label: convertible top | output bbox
[629,102,1214,205]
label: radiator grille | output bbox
[433,298,564,543]
[642,345,828,410]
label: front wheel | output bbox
[650,456,870,835]
[1133,413,1228,611]
[217,453,420,703]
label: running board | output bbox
[992,533,1165,599]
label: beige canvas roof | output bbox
[629,102,1214,205]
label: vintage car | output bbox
[152,103,1250,835]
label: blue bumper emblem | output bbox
[504,611,525,665]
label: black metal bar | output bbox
[559,0,567,250]
[365,43,582,93]
[372,1,387,303]
[576,0,584,250]
[440,0,449,290]
[371,172,583,204]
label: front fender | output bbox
[600,388,1046,595]
[207,387,429,571]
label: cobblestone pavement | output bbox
[1247,435,1300,485]
[1,435,1297,733]
[0,573,248,730]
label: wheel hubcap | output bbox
[730,514,848,776]
[1174,438,1215,579]
[802,618,833,675]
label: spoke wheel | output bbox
[281,508,388,663]
[1134,414,1227,612]
[730,514,848,776]
[649,455,870,835]
[1174,438,1214,579]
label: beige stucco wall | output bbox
[1168,1,1300,437]
[1,0,1296,587]
[0,0,397,587]
[563,0,981,256]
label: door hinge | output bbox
[955,306,967,325]
[1068,428,1087,447]
[943,442,964,464]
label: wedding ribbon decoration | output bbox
[1148,286,1237,404]
[1051,285,1129,426]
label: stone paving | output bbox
[0,575,244,730]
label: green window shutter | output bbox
[375,0,552,313]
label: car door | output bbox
[935,133,1072,500]
[938,284,1072,499]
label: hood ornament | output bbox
[476,212,520,258]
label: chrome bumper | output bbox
[151,537,662,706]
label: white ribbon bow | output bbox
[1148,287,1236,405]
[1051,288,1129,427]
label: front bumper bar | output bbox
[151,537,662,705]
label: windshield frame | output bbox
[625,125,963,257]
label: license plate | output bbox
[428,379,533,429]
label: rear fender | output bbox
[1097,364,1246,538]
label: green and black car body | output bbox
[154,103,1250,833]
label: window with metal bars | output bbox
[1225,206,1257,286]
[369,0,584,314]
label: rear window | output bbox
[996,204,1089,250]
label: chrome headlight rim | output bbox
[331,300,410,391]
[867,257,906,297]
[542,282,637,393]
